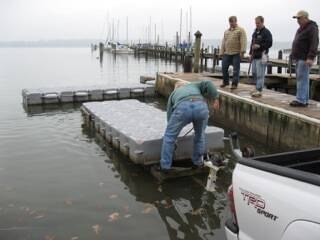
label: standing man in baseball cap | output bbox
[290,10,319,107]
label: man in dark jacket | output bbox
[290,10,319,107]
[249,16,273,97]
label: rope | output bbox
[173,127,194,161]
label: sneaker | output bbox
[251,91,262,97]
[289,100,308,107]
[220,84,229,88]
[230,84,238,90]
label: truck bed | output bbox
[239,148,320,186]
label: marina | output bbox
[1,0,320,239]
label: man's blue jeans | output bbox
[252,58,267,91]
[296,60,310,104]
[160,100,209,169]
[222,54,241,86]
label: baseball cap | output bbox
[293,10,309,19]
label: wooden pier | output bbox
[133,45,320,75]
[155,72,320,150]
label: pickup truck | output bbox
[224,135,320,240]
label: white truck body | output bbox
[225,148,320,240]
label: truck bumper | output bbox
[224,219,239,240]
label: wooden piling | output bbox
[267,64,272,74]
[175,47,178,62]
[193,31,202,73]
[204,48,208,69]
[277,50,283,74]
[200,48,204,69]
[212,48,217,73]
[99,42,104,60]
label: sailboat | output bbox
[104,19,114,52]
[111,17,134,54]
[111,43,134,54]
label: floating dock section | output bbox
[22,83,155,106]
[81,100,224,165]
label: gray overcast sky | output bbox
[1,0,319,42]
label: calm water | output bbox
[0,48,269,240]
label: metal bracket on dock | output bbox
[203,153,226,192]
[224,132,255,161]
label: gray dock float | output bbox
[81,100,224,165]
[22,83,155,106]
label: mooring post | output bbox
[165,42,168,59]
[200,47,204,69]
[212,48,217,73]
[183,52,193,73]
[169,47,172,62]
[267,61,272,74]
[182,48,185,62]
[216,46,220,66]
[99,42,104,60]
[175,46,178,62]
[193,30,202,73]
[278,50,283,74]
[204,48,208,69]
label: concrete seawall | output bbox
[156,72,320,150]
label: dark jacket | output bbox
[291,20,319,61]
[249,27,273,59]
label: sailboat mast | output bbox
[112,19,115,41]
[117,19,120,42]
[179,8,182,45]
[189,6,192,43]
[149,16,152,44]
[126,16,129,45]
[185,11,188,43]
[154,24,156,45]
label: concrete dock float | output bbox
[22,83,155,106]
[81,100,224,165]
[156,72,320,150]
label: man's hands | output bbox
[240,52,245,60]
[212,99,220,110]
[252,44,260,50]
[305,59,314,67]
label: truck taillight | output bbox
[228,185,238,226]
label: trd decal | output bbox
[240,188,278,222]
